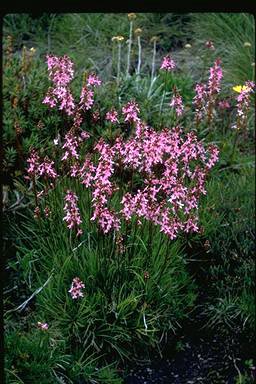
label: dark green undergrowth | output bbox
[193,161,255,338]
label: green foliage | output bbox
[3,42,61,176]
[4,173,196,381]
[197,164,255,335]
[10,178,196,363]
[189,13,255,85]
[234,359,255,384]
[5,324,70,384]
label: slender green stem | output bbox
[117,43,121,86]
[33,174,38,207]
[126,21,133,78]
[160,71,168,127]
[151,40,156,85]
[136,36,141,77]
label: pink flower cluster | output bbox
[218,99,231,110]
[70,109,219,237]
[79,73,101,112]
[68,277,85,299]
[63,190,83,236]
[233,81,255,130]
[43,55,75,115]
[170,90,184,116]
[70,155,96,188]
[207,58,223,96]
[37,322,49,330]
[43,55,101,126]
[193,59,223,124]
[205,40,215,50]
[40,59,220,240]
[38,157,58,179]
[106,108,119,124]
[115,124,218,239]
[61,129,89,161]
[86,73,102,87]
[46,54,74,86]
[27,150,57,180]
[90,139,120,233]
[160,55,176,71]
[27,149,40,176]
[193,83,207,123]
[122,100,140,123]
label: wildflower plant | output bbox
[15,54,225,371]
[4,14,255,383]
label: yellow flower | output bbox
[232,85,249,93]
[184,43,192,49]
[150,36,158,43]
[243,42,251,47]
[112,36,124,43]
[135,28,142,36]
[128,13,136,20]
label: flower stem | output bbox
[32,174,38,207]
[136,35,141,77]
[117,42,121,86]
[126,21,133,78]
[160,71,168,127]
[151,40,156,85]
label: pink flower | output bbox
[205,40,215,50]
[44,207,51,217]
[86,122,218,239]
[61,130,88,161]
[27,149,40,175]
[68,277,85,299]
[38,157,58,179]
[26,151,57,180]
[193,83,207,123]
[170,90,184,116]
[81,131,90,140]
[218,100,230,109]
[80,157,96,188]
[92,110,100,123]
[46,54,74,86]
[79,86,94,111]
[160,55,176,71]
[86,73,101,87]
[37,322,49,330]
[184,216,199,233]
[106,108,119,124]
[73,111,83,128]
[193,59,223,124]
[208,58,222,96]
[63,190,82,235]
[206,144,219,169]
[122,100,140,123]
[233,81,255,130]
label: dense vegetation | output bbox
[3,13,255,384]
